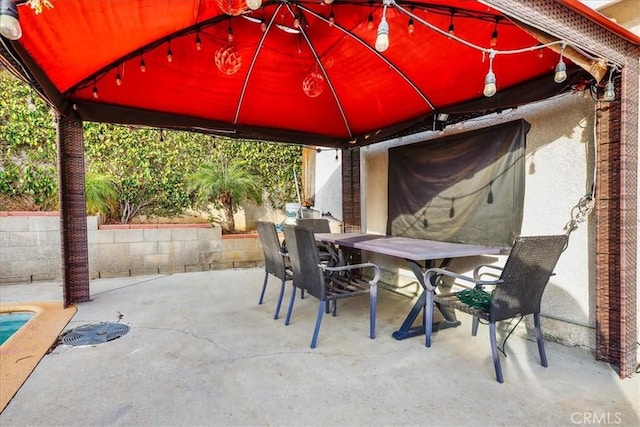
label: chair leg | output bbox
[471,316,480,336]
[310,301,326,349]
[285,286,297,326]
[301,289,305,299]
[425,290,434,347]
[370,283,377,339]
[331,300,337,316]
[489,322,504,383]
[258,271,269,305]
[273,278,286,320]
[534,312,548,367]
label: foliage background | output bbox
[0,70,302,223]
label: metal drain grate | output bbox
[61,322,130,346]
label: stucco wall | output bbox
[0,213,263,283]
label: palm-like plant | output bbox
[85,170,117,217]
[188,159,262,233]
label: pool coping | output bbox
[0,301,77,412]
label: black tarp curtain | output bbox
[387,119,530,247]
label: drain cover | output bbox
[62,322,130,346]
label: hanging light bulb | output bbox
[139,55,146,72]
[115,72,122,86]
[0,0,21,40]
[293,14,300,29]
[246,0,262,11]
[260,19,267,32]
[489,17,499,48]
[602,69,615,101]
[92,85,99,99]
[323,0,334,4]
[375,3,390,53]
[329,10,335,27]
[407,17,414,35]
[448,9,455,35]
[483,50,497,97]
[27,95,36,112]
[195,33,202,51]
[227,24,234,43]
[554,42,567,83]
[367,12,374,31]
[166,42,173,63]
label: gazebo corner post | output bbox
[56,113,90,307]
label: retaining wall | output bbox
[0,212,263,284]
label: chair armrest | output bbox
[423,268,502,292]
[321,262,381,286]
[473,264,503,281]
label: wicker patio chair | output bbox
[295,218,333,263]
[256,221,293,320]
[283,225,381,348]
[295,218,331,233]
[423,234,569,383]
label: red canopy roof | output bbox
[1,0,633,147]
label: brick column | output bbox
[341,147,361,233]
[57,114,90,306]
[594,69,638,378]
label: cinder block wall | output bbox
[0,213,264,284]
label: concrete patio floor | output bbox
[1,268,638,426]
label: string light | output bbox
[166,41,173,63]
[0,0,21,40]
[602,69,615,101]
[489,17,499,48]
[27,95,36,112]
[246,0,262,11]
[227,21,234,43]
[92,83,99,99]
[83,0,622,107]
[375,0,391,53]
[554,42,567,83]
[483,50,497,97]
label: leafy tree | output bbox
[0,70,58,209]
[188,157,263,233]
[1,69,303,225]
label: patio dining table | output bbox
[314,233,503,346]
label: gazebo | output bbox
[0,0,637,377]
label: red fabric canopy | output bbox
[0,0,622,147]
